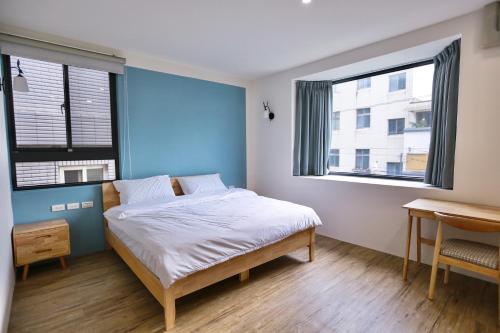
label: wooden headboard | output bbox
[102,178,184,211]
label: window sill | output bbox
[298,174,448,191]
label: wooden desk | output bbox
[402,198,500,280]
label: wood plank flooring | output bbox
[8,235,500,333]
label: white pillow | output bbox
[177,173,227,195]
[113,175,176,205]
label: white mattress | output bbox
[103,189,322,288]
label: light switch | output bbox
[67,202,80,210]
[51,204,65,212]
[82,201,94,209]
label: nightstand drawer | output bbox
[15,227,68,245]
[16,239,69,265]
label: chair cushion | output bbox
[440,239,499,269]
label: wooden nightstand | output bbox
[13,219,70,280]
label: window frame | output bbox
[59,164,107,184]
[354,149,370,172]
[388,72,407,92]
[357,77,371,90]
[386,162,403,176]
[356,108,371,129]
[388,118,405,135]
[332,111,340,130]
[414,110,432,128]
[2,54,120,190]
[328,59,433,182]
[329,149,340,168]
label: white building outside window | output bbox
[329,63,434,178]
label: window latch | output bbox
[60,103,65,115]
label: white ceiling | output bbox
[0,0,491,80]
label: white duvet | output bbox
[104,188,322,288]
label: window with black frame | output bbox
[328,60,434,180]
[2,55,119,189]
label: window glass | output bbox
[10,57,66,147]
[332,111,340,130]
[64,170,83,183]
[356,108,370,128]
[357,77,371,90]
[14,160,115,188]
[389,72,406,92]
[355,149,370,171]
[388,118,405,135]
[69,66,112,147]
[414,111,431,128]
[329,149,339,167]
[5,55,119,189]
[330,62,434,179]
[387,162,402,175]
[87,168,104,182]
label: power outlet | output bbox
[67,202,80,210]
[82,201,94,209]
[51,204,66,212]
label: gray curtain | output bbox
[424,39,461,189]
[293,81,332,176]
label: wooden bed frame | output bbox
[102,179,315,330]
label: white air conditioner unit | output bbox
[483,1,500,48]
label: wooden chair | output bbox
[428,212,500,324]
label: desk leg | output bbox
[403,213,413,281]
[416,217,422,265]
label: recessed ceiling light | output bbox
[302,0,311,4]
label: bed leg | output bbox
[309,229,315,262]
[163,288,176,331]
[239,269,250,282]
[104,222,112,250]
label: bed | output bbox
[102,178,321,330]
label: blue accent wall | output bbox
[117,67,246,185]
[11,66,246,256]
[12,185,105,256]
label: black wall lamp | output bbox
[263,101,274,121]
[0,59,29,93]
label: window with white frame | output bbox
[357,77,371,90]
[388,118,405,135]
[355,149,370,171]
[356,108,371,129]
[3,55,119,189]
[386,162,402,175]
[332,111,340,130]
[329,149,339,167]
[59,162,109,184]
[414,111,431,128]
[389,72,407,92]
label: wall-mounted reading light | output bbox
[263,101,275,121]
[0,59,29,93]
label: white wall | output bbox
[0,62,15,332]
[0,23,249,89]
[247,10,500,272]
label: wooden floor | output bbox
[9,235,500,333]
